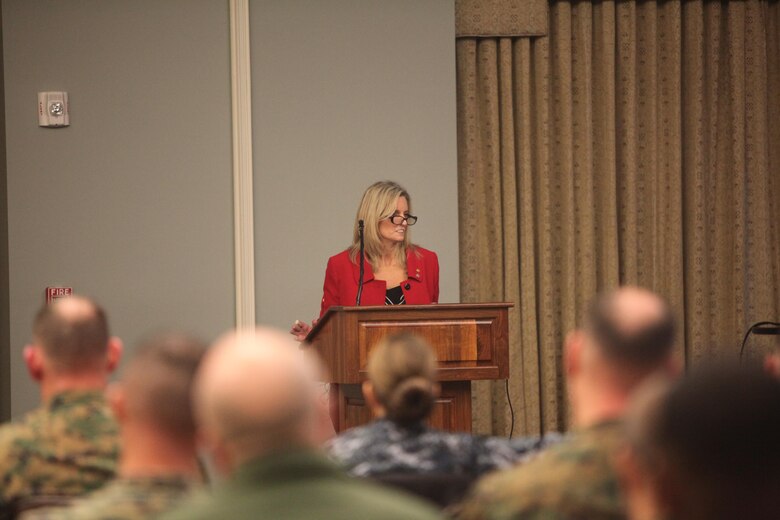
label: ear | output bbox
[765,352,780,378]
[106,382,127,423]
[615,445,649,520]
[564,331,585,378]
[664,354,684,378]
[615,444,642,494]
[197,428,233,478]
[23,345,44,382]
[362,380,377,408]
[105,337,123,373]
[362,380,385,418]
[616,444,676,520]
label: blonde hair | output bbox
[367,334,437,425]
[348,181,414,271]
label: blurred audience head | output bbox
[112,332,207,440]
[193,327,325,475]
[24,296,122,388]
[565,286,677,426]
[363,333,438,426]
[620,364,780,520]
[584,287,675,368]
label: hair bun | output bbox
[385,376,435,425]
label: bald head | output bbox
[33,296,110,371]
[194,327,322,464]
[585,287,675,370]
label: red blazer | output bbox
[319,246,439,317]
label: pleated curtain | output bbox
[456,0,780,435]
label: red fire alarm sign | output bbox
[45,287,73,304]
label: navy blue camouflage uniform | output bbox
[326,418,560,478]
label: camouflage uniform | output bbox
[326,418,559,478]
[0,390,119,519]
[458,420,627,520]
[21,476,196,520]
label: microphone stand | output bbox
[356,219,365,306]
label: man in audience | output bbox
[618,365,780,520]
[164,327,442,520]
[459,286,678,519]
[24,333,207,519]
[0,297,122,517]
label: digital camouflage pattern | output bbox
[457,420,627,520]
[21,476,196,520]
[326,418,562,478]
[0,390,119,518]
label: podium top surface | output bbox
[307,302,513,340]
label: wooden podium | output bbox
[304,303,511,433]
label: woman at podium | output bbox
[291,181,439,340]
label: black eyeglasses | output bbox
[389,214,418,226]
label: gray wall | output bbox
[251,0,459,328]
[3,0,235,416]
[2,0,459,416]
[0,4,9,422]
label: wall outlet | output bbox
[38,92,70,127]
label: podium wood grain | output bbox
[305,303,511,433]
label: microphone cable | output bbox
[356,219,365,306]
[505,379,516,439]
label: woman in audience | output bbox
[326,333,546,479]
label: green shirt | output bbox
[458,420,627,520]
[0,390,120,519]
[21,475,195,520]
[163,448,443,520]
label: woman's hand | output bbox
[290,319,316,342]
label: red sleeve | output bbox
[320,255,340,317]
[429,250,440,303]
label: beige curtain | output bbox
[457,0,780,436]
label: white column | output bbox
[230,0,256,329]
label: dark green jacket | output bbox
[163,448,442,520]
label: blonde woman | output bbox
[291,181,439,340]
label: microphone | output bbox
[356,219,365,306]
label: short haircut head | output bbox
[367,333,437,426]
[32,296,109,371]
[585,287,675,370]
[194,328,322,461]
[627,364,780,520]
[122,332,207,438]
